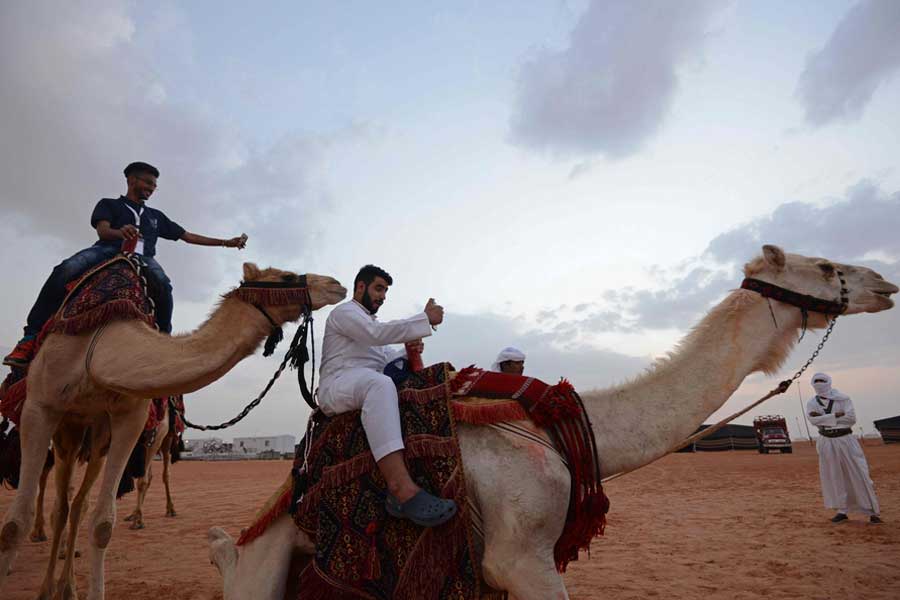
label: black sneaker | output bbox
[830,513,848,523]
[870,515,883,524]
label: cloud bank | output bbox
[796,0,900,126]
[510,0,722,158]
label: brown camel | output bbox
[123,397,184,530]
[0,262,346,600]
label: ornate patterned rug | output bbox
[289,362,480,600]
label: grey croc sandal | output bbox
[385,490,457,527]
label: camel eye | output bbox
[281,274,296,282]
[817,263,835,276]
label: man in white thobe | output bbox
[806,372,882,524]
[317,264,457,527]
[490,346,526,375]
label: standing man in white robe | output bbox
[806,372,882,524]
[317,264,457,527]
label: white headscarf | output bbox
[811,372,849,401]
[491,346,526,372]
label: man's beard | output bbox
[361,288,379,314]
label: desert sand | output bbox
[2,442,897,599]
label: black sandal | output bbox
[385,490,457,527]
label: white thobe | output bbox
[317,300,433,461]
[806,395,880,516]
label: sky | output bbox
[1,0,899,442]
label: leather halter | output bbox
[740,275,848,315]
[740,267,849,340]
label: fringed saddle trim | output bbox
[293,434,460,524]
[236,475,294,546]
[222,286,310,307]
[398,383,451,404]
[394,469,468,600]
[44,299,155,340]
[450,398,528,424]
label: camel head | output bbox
[238,263,347,323]
[744,245,898,327]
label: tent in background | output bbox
[873,415,900,444]
[678,424,759,452]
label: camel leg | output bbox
[36,444,77,600]
[161,435,176,517]
[55,445,105,600]
[85,406,147,600]
[30,452,54,542]
[126,460,152,530]
[0,402,63,589]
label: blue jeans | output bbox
[23,248,174,336]
[24,246,119,337]
[142,256,173,334]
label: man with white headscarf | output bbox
[491,347,526,375]
[806,373,882,524]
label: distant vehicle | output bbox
[753,415,792,454]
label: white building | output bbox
[232,434,296,456]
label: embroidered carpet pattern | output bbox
[290,362,480,600]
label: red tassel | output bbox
[363,521,381,580]
[0,378,27,426]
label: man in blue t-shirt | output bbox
[3,161,247,367]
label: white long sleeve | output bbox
[319,300,433,381]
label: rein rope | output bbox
[602,266,849,484]
[177,277,318,432]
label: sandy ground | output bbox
[2,442,897,599]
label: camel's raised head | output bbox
[234,263,346,323]
[745,245,897,322]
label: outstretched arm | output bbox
[181,232,247,248]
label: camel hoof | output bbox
[166,509,177,518]
[123,513,135,522]
[129,521,144,530]
[31,532,49,542]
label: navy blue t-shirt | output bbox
[90,196,185,258]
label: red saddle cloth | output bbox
[0,255,155,426]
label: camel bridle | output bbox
[175,275,320,431]
[604,264,852,483]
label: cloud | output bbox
[526,181,899,338]
[796,0,900,126]
[509,0,723,158]
[426,311,649,392]
[705,180,900,264]
[0,2,342,301]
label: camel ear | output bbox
[242,262,261,281]
[762,245,786,270]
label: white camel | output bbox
[208,246,897,600]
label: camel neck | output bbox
[583,289,800,476]
[90,297,277,398]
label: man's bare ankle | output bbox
[388,482,420,503]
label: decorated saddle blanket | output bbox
[0,255,157,426]
[290,362,481,600]
[237,364,608,599]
